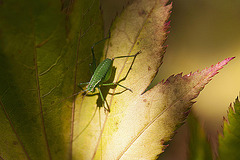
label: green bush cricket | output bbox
[78,36,141,112]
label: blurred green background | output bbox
[101,0,240,159]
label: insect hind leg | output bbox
[115,51,141,84]
[112,51,141,60]
[101,51,141,93]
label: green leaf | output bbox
[0,0,103,159]
[218,97,240,160]
[188,113,213,160]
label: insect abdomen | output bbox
[87,58,113,92]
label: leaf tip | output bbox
[221,56,235,65]
[193,56,235,81]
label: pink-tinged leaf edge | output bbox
[184,56,235,97]
[157,57,235,94]
[147,57,235,155]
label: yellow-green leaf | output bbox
[71,0,234,159]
